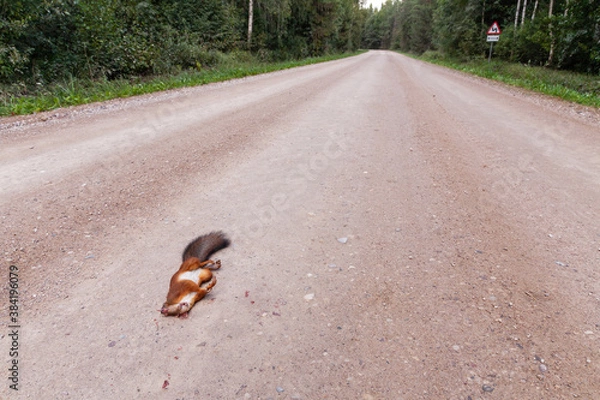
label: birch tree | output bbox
[248,0,254,48]
[520,0,528,26]
[547,0,555,65]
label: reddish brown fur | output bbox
[161,232,230,317]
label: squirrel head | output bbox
[161,302,190,316]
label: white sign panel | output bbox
[487,35,499,42]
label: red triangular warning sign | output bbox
[487,21,502,35]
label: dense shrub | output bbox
[0,0,365,86]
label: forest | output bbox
[0,0,365,85]
[362,0,600,74]
[1,0,598,90]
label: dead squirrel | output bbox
[161,231,230,317]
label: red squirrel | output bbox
[161,231,230,317]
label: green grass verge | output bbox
[418,51,600,108]
[0,51,364,117]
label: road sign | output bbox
[487,21,502,35]
[486,22,501,62]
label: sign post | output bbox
[486,21,502,62]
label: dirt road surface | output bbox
[2,51,600,399]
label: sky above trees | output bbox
[365,0,385,9]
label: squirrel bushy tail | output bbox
[182,231,230,262]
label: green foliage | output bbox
[393,0,433,53]
[362,1,396,49]
[419,52,600,107]
[554,1,600,73]
[0,0,366,88]
[365,0,600,74]
[495,23,548,66]
[0,51,363,116]
[434,0,478,57]
[0,0,34,80]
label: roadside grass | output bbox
[419,51,600,108]
[0,51,363,117]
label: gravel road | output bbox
[1,50,600,399]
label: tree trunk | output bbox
[531,0,538,22]
[514,0,522,29]
[521,0,528,26]
[547,0,555,65]
[247,0,254,49]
